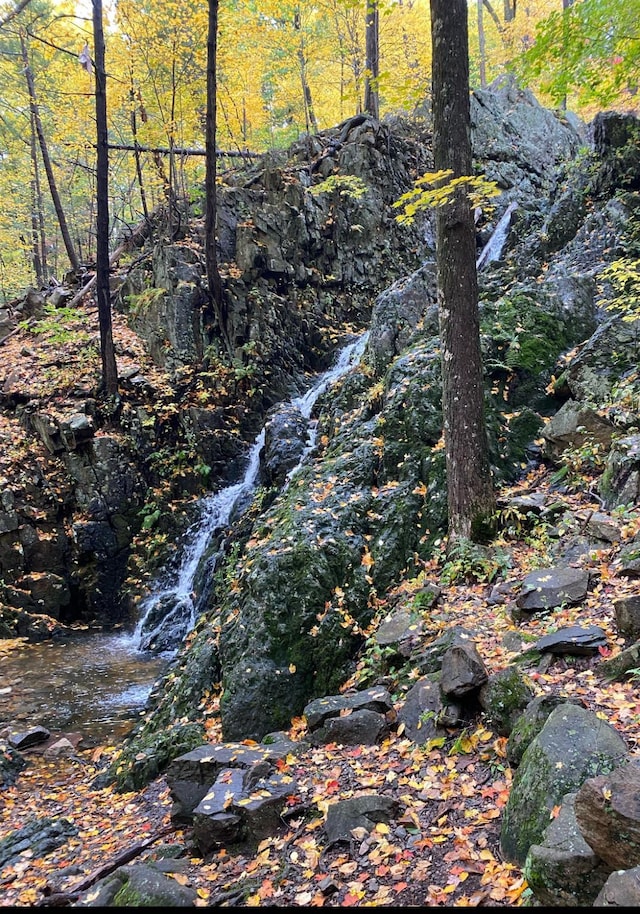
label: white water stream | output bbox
[134,331,369,653]
[476,201,518,272]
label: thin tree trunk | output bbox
[92,0,119,397]
[431,0,495,542]
[294,8,319,133]
[28,109,45,285]
[560,0,574,111]
[503,0,516,22]
[205,0,230,354]
[477,0,487,88]
[129,71,149,222]
[20,32,80,272]
[364,0,379,119]
[483,0,503,33]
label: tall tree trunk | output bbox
[560,0,575,111]
[20,32,80,273]
[294,8,319,133]
[364,0,379,118]
[503,0,516,22]
[477,0,487,87]
[29,109,46,285]
[92,0,119,397]
[129,72,149,222]
[430,0,495,542]
[205,0,230,354]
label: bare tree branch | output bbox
[0,0,33,30]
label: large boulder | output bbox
[500,703,629,866]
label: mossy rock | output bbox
[500,703,628,866]
[478,667,536,736]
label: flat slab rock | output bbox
[303,686,393,730]
[533,624,607,655]
[516,566,590,612]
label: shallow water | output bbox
[0,631,168,747]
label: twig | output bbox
[37,825,175,906]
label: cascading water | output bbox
[476,201,518,272]
[134,330,370,654]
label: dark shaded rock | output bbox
[396,678,452,745]
[0,741,27,787]
[192,767,297,855]
[324,795,401,845]
[478,667,536,736]
[516,566,590,612]
[440,641,489,698]
[533,624,607,656]
[574,759,640,870]
[594,866,640,907]
[0,816,77,868]
[75,862,197,907]
[500,703,629,866]
[304,686,393,730]
[614,595,640,643]
[524,792,613,907]
[8,726,51,750]
[166,741,292,822]
[308,708,391,747]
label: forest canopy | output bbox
[0,0,637,302]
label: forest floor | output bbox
[2,462,640,908]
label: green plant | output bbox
[551,434,607,490]
[310,174,368,200]
[19,303,90,345]
[436,537,511,585]
[126,286,166,317]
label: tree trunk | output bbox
[503,0,516,22]
[92,0,119,397]
[28,109,46,285]
[294,8,319,133]
[129,71,149,222]
[20,32,80,273]
[205,0,230,355]
[477,0,487,87]
[430,0,495,542]
[364,0,379,119]
[560,0,575,111]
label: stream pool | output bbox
[0,631,168,747]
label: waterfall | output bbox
[476,201,518,272]
[134,331,369,654]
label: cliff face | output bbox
[4,85,639,784]
[106,92,640,789]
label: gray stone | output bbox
[324,795,400,846]
[594,866,640,907]
[533,624,607,656]
[524,793,612,906]
[516,566,590,612]
[75,863,197,907]
[308,708,391,747]
[500,703,629,865]
[440,641,489,698]
[304,687,393,730]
